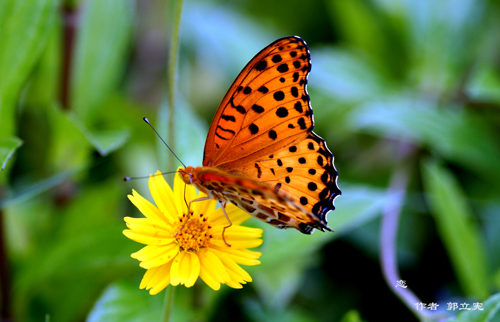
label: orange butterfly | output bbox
[179,36,340,237]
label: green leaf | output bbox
[12,180,137,322]
[351,97,500,183]
[67,111,130,156]
[0,166,83,210]
[86,281,163,322]
[403,0,482,93]
[251,183,388,309]
[0,136,23,170]
[87,282,217,322]
[327,0,388,62]
[421,158,489,299]
[466,63,500,104]
[71,0,134,123]
[47,105,92,171]
[454,293,500,322]
[67,0,133,155]
[0,0,58,138]
[340,310,365,322]
[244,299,317,322]
[310,46,391,103]
[22,17,61,109]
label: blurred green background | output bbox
[1,0,500,321]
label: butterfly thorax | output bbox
[179,166,229,202]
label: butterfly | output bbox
[179,36,340,236]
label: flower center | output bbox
[175,212,213,252]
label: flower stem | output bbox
[161,286,175,322]
[165,0,184,168]
[0,207,12,321]
[380,143,430,320]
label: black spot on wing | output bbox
[273,91,285,101]
[294,101,303,113]
[235,105,246,114]
[277,64,289,73]
[298,117,306,129]
[258,86,268,93]
[255,163,262,178]
[249,123,259,134]
[252,104,264,113]
[255,60,267,71]
[276,107,288,118]
[221,115,235,122]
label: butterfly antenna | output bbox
[123,170,179,181]
[143,117,186,168]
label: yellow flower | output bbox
[123,170,263,294]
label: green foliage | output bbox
[70,0,133,155]
[2,0,500,321]
[0,137,23,171]
[422,158,489,299]
[86,282,163,322]
[0,0,58,137]
[450,293,500,322]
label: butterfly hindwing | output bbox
[195,167,330,233]
[255,132,340,222]
[203,36,313,169]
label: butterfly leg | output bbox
[218,200,232,247]
[174,196,211,237]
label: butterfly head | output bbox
[178,166,196,185]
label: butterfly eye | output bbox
[189,173,194,184]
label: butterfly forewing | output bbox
[203,36,313,168]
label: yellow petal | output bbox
[191,191,215,216]
[140,261,173,295]
[132,243,176,261]
[199,249,231,284]
[123,229,174,246]
[226,269,246,288]
[139,265,160,289]
[170,252,190,286]
[140,263,169,289]
[199,269,221,291]
[139,243,180,269]
[128,190,164,222]
[211,248,252,282]
[211,245,261,266]
[149,172,178,222]
[124,217,175,239]
[212,237,263,250]
[184,252,201,287]
[222,226,263,239]
[170,251,200,287]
